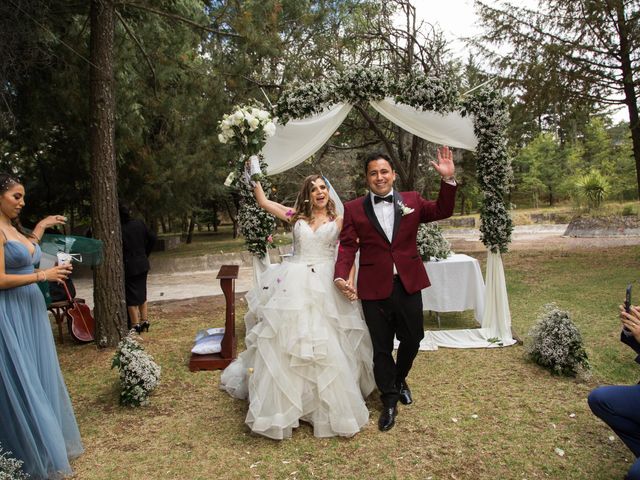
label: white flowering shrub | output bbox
[525,304,590,377]
[0,445,29,480]
[111,332,161,407]
[416,223,451,261]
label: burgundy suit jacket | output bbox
[334,181,457,300]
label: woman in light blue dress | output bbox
[0,173,83,479]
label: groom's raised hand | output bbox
[430,146,455,180]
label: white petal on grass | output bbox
[451,417,458,423]
[471,414,479,419]
[569,413,576,418]
[554,447,565,457]
[609,436,616,442]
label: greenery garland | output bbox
[275,66,513,253]
[461,87,514,253]
[235,156,277,258]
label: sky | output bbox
[413,0,628,122]
[413,0,483,58]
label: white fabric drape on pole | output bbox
[482,251,515,343]
[370,99,478,151]
[401,250,516,350]
[401,250,517,351]
[261,103,352,174]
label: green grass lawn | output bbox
[57,244,640,479]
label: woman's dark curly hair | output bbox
[0,173,35,240]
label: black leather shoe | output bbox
[398,380,413,405]
[378,406,397,432]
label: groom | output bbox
[334,147,456,431]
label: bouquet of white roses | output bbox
[218,105,277,156]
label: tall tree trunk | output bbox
[186,213,195,244]
[212,203,218,232]
[614,0,640,199]
[226,196,239,239]
[90,0,127,347]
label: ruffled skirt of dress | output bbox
[220,258,375,440]
[0,284,83,479]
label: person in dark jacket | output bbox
[588,303,640,480]
[119,205,156,333]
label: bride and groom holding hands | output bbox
[220,147,457,439]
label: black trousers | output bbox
[361,276,424,407]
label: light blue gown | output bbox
[0,240,83,479]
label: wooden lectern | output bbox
[189,265,239,371]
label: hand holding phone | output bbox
[625,284,632,313]
[624,284,633,334]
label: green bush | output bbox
[622,204,637,216]
[576,170,610,209]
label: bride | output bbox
[220,168,375,440]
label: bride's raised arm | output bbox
[252,181,296,223]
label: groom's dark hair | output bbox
[363,152,395,174]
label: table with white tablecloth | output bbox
[422,253,485,324]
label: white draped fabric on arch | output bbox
[260,100,517,350]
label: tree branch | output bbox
[120,2,241,38]
[114,8,157,96]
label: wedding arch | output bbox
[238,67,516,350]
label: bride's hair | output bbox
[291,174,337,224]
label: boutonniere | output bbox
[397,199,414,216]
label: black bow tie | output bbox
[374,194,393,204]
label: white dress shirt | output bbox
[370,189,398,274]
[370,190,396,242]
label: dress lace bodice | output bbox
[292,220,339,263]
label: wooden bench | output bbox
[48,298,85,344]
[189,265,238,371]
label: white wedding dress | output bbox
[220,220,375,439]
